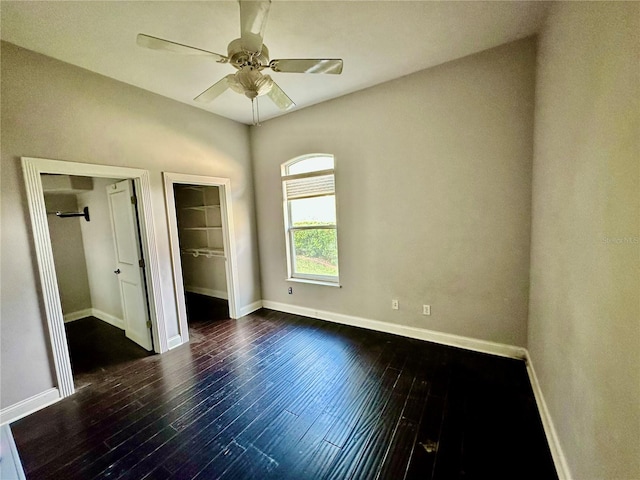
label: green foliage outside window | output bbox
[293,222,338,276]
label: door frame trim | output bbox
[163,172,241,346]
[21,157,168,398]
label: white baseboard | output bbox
[0,424,27,480]
[0,388,60,426]
[92,308,124,330]
[239,300,263,317]
[261,301,526,360]
[167,334,183,350]
[525,352,573,480]
[185,286,228,300]
[62,308,124,330]
[63,308,93,323]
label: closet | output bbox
[41,174,154,387]
[174,185,229,320]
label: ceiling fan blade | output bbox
[137,34,227,62]
[194,75,235,103]
[269,58,343,74]
[266,80,295,111]
[239,0,271,54]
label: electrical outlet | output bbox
[288,287,293,294]
[423,305,431,316]
[392,299,399,310]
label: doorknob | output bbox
[114,268,121,275]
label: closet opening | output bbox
[22,157,168,399]
[163,173,240,348]
[42,175,156,389]
[175,184,229,324]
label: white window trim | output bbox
[286,277,342,288]
[282,154,340,285]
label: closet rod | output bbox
[55,206,90,222]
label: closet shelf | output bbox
[181,247,225,258]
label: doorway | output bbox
[174,184,230,323]
[42,175,154,388]
[163,173,241,345]
[22,157,169,399]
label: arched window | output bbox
[281,154,339,284]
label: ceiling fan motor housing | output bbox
[227,38,270,68]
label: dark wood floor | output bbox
[64,316,154,390]
[12,299,557,480]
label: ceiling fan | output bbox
[137,0,343,123]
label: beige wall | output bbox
[0,42,260,408]
[529,3,640,479]
[182,255,229,297]
[251,38,536,346]
[43,193,92,315]
[78,178,124,321]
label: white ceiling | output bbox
[0,1,549,125]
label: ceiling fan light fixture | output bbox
[230,66,273,99]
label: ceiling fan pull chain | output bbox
[256,96,261,126]
[251,97,262,126]
[252,97,257,126]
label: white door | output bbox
[106,180,153,351]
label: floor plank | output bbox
[11,301,558,480]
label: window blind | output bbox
[284,173,335,200]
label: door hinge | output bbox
[139,259,145,268]
[146,320,152,328]
[131,195,137,205]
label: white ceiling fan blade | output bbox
[137,34,227,62]
[239,0,271,54]
[269,59,343,75]
[194,75,235,103]
[266,80,295,111]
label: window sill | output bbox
[286,278,342,288]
